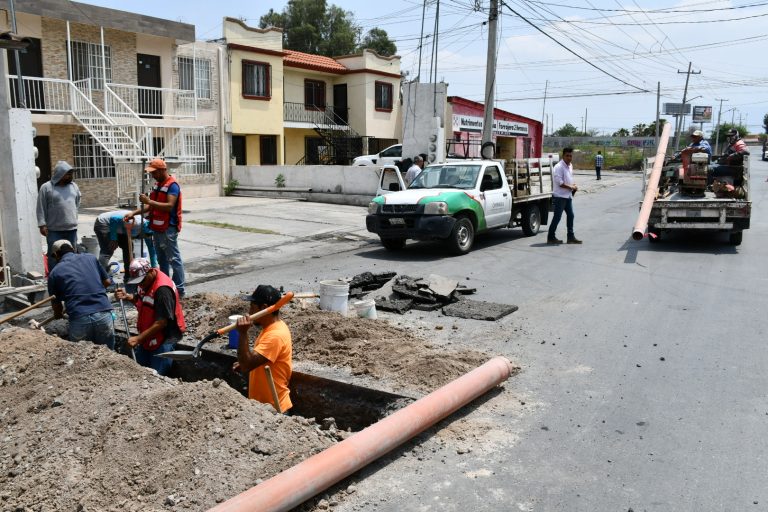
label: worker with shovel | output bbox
[115,258,186,375]
[233,285,293,413]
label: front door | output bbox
[7,37,44,111]
[34,135,51,189]
[260,135,277,165]
[480,165,512,228]
[137,54,162,118]
[333,84,348,124]
[232,136,246,165]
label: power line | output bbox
[523,0,768,13]
[500,2,650,92]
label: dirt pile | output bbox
[0,328,337,511]
[182,293,491,393]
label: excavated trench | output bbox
[115,336,414,432]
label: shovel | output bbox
[157,291,294,361]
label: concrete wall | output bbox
[232,164,381,206]
[401,82,448,160]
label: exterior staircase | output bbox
[311,109,362,165]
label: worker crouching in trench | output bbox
[233,285,293,414]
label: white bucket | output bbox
[319,279,349,314]
[353,299,377,320]
[81,236,100,256]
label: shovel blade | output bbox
[156,350,197,361]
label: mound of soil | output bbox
[183,293,491,393]
[0,328,337,511]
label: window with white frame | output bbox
[69,41,112,90]
[73,133,115,178]
[179,57,212,100]
[179,134,213,175]
[375,81,393,111]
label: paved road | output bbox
[78,159,767,510]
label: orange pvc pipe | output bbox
[632,122,672,240]
[209,356,515,512]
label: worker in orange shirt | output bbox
[233,285,293,413]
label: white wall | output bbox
[232,165,382,206]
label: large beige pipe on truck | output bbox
[632,122,672,240]
[209,356,515,512]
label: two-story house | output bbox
[222,17,401,168]
[2,0,224,207]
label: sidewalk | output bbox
[76,197,375,287]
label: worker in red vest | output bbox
[115,258,186,375]
[125,158,186,297]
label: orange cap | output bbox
[144,158,167,172]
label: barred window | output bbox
[179,135,213,175]
[73,133,115,179]
[179,57,212,100]
[69,41,112,90]
[375,81,393,111]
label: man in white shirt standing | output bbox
[405,155,425,186]
[548,147,582,245]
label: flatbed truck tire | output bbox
[521,204,541,236]
[447,215,474,255]
[728,231,742,246]
[381,237,406,251]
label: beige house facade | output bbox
[222,18,401,168]
[3,0,225,207]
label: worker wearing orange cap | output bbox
[125,158,186,297]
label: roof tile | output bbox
[283,50,347,73]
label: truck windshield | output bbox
[409,164,481,190]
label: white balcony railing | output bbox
[7,75,73,112]
[106,83,196,119]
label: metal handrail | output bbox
[283,102,349,126]
[6,75,73,112]
[107,83,196,119]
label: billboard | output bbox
[692,106,713,123]
[663,103,692,115]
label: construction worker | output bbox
[680,130,712,160]
[115,258,186,376]
[233,285,293,413]
[47,240,115,349]
[720,129,749,165]
[124,158,186,297]
[37,161,81,272]
[93,210,157,271]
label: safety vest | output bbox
[136,271,186,351]
[148,175,182,232]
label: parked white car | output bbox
[353,144,402,166]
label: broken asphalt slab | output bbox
[442,299,519,321]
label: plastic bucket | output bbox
[353,299,377,320]
[319,280,350,314]
[227,315,243,348]
[81,236,100,256]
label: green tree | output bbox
[359,28,397,56]
[553,123,582,137]
[631,123,647,136]
[644,119,667,137]
[259,0,361,56]
[763,113,768,134]
[612,128,630,137]
[712,122,749,143]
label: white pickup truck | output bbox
[366,159,554,254]
[353,144,402,166]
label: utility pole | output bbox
[731,108,736,125]
[673,62,701,151]
[655,82,660,145]
[480,0,498,155]
[714,98,727,154]
[584,107,588,135]
[541,80,548,142]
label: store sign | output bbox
[452,114,529,136]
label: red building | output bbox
[447,96,542,160]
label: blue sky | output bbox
[79,0,768,136]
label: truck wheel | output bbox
[521,204,541,236]
[381,237,406,251]
[728,231,742,246]
[447,216,474,255]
